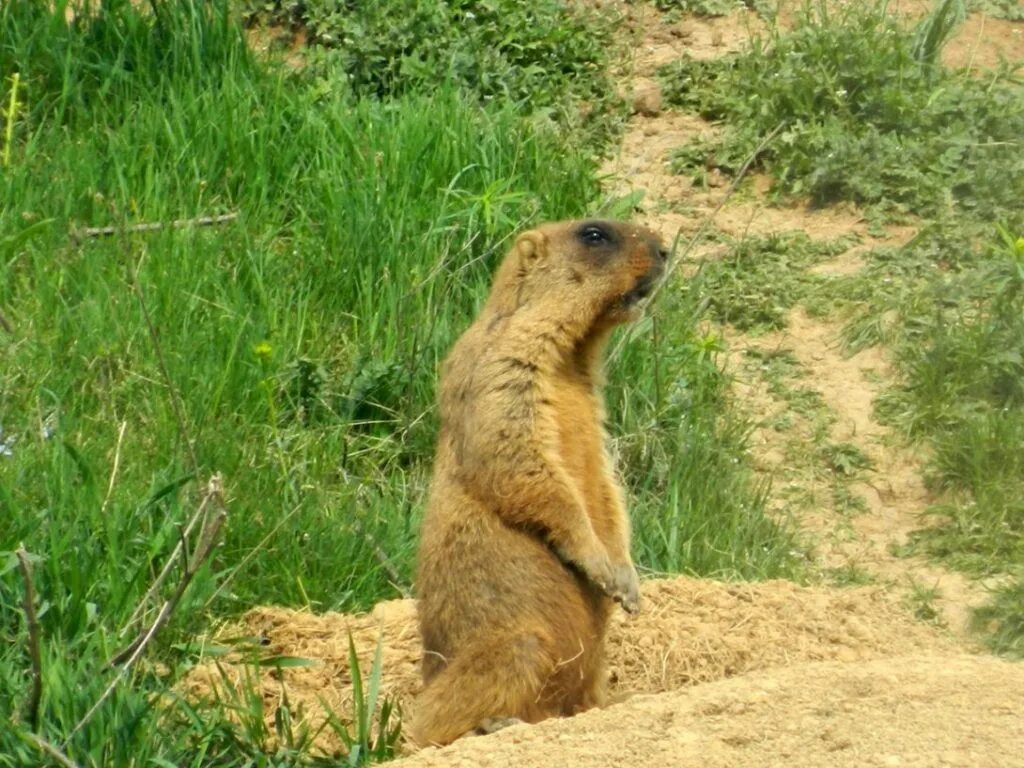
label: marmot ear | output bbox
[513,231,548,270]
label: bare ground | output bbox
[395,654,1024,768]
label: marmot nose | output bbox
[657,246,670,262]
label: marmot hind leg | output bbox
[408,630,565,747]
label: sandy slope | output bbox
[395,654,1024,768]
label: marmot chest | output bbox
[545,378,610,509]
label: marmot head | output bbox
[485,219,669,329]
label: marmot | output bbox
[410,219,667,746]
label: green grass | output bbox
[867,229,1024,602]
[689,230,856,332]
[969,0,1024,20]
[659,0,1024,219]
[610,298,804,579]
[0,1,799,763]
[239,0,623,141]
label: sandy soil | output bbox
[395,654,1024,768]
[182,575,961,757]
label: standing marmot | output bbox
[410,219,668,746]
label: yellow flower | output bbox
[253,341,273,361]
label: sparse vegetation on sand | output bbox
[659,0,1023,656]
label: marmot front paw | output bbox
[576,553,640,614]
[606,561,640,614]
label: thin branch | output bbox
[109,474,228,667]
[65,475,227,748]
[15,545,42,731]
[608,123,784,363]
[0,307,12,333]
[121,489,204,634]
[100,420,128,515]
[70,212,238,244]
[23,732,82,768]
[64,607,164,749]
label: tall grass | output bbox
[610,288,802,579]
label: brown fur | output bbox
[410,219,667,746]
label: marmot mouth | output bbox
[622,276,657,307]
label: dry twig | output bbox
[110,474,228,667]
[23,732,82,768]
[61,475,227,748]
[100,420,128,515]
[70,212,238,244]
[15,545,42,731]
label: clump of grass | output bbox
[904,579,944,625]
[611,290,806,580]
[971,575,1024,658]
[659,0,1024,218]
[865,226,1024,644]
[241,0,621,133]
[691,230,856,332]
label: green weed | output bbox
[692,230,855,332]
[241,0,621,133]
[660,0,1024,218]
[971,575,1024,658]
[326,636,403,766]
[904,579,944,624]
[821,442,873,477]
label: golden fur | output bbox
[410,219,667,746]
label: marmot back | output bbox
[410,219,667,746]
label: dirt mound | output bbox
[394,653,1024,768]
[181,576,957,755]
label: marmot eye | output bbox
[580,225,609,245]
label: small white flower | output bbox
[0,427,15,457]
